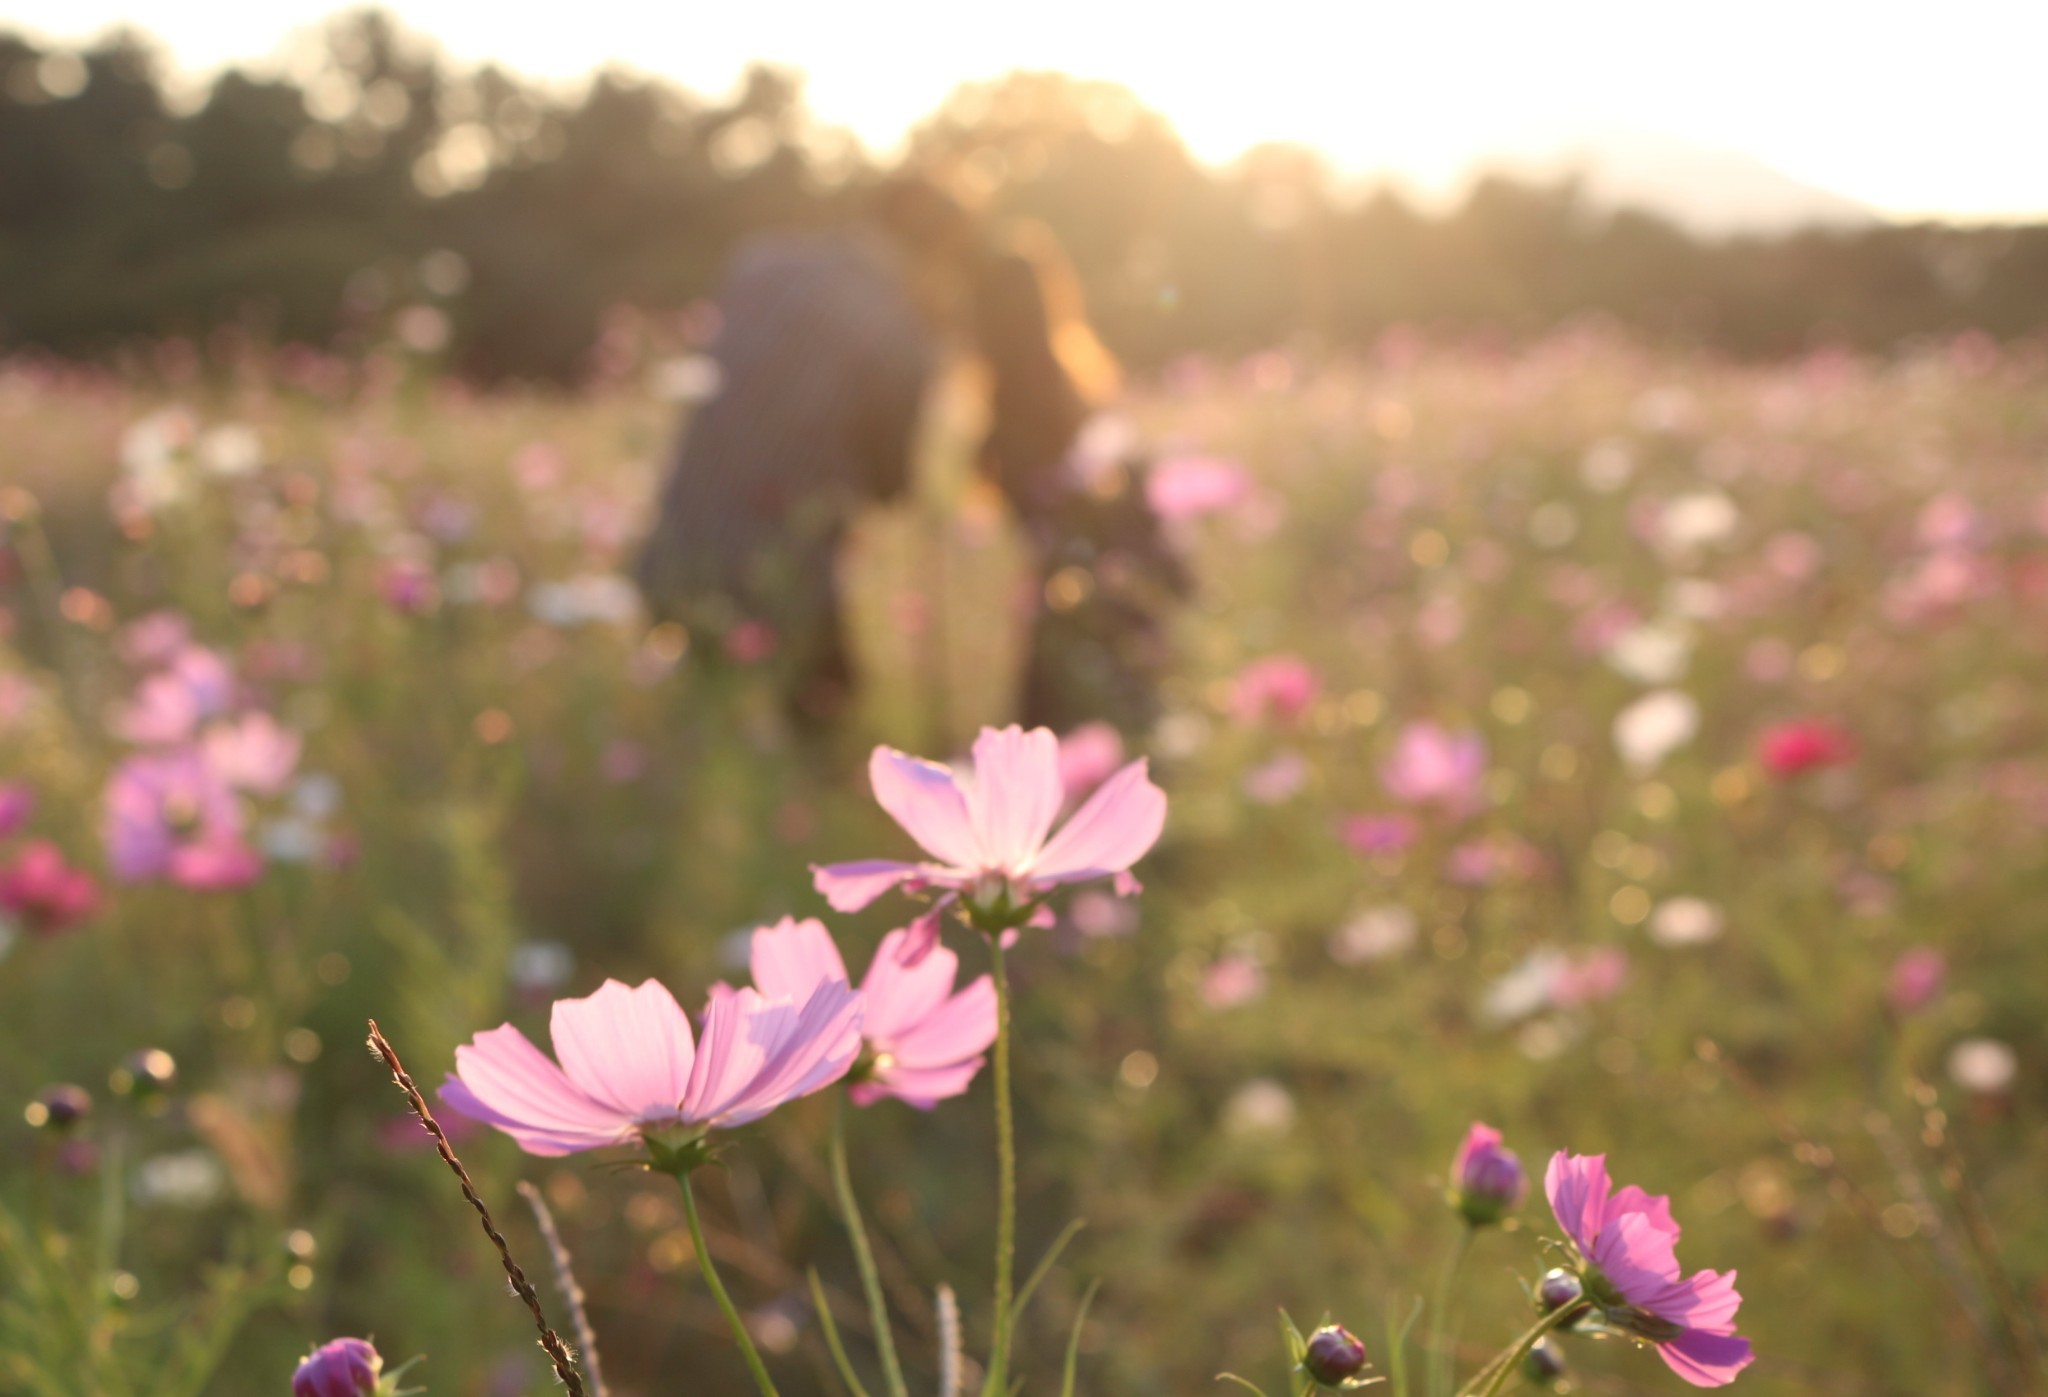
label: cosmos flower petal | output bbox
[1031,759,1166,883]
[812,859,925,912]
[884,974,997,1068]
[860,928,964,1040]
[1657,1329,1755,1387]
[549,979,695,1120]
[853,1058,985,1110]
[451,1024,632,1151]
[749,917,850,1001]
[870,746,984,868]
[963,726,1064,869]
[1544,1151,1612,1252]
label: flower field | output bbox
[3,327,2046,1395]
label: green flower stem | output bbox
[982,932,1017,1397]
[678,1172,780,1397]
[1427,1225,1473,1397]
[1453,1307,1572,1397]
[831,1098,909,1397]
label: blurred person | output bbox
[635,175,979,721]
[970,223,1185,732]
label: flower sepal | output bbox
[642,1128,721,1180]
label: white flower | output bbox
[651,354,723,404]
[1328,906,1417,965]
[1481,950,1567,1027]
[1656,492,1740,560]
[1649,896,1724,948]
[1221,1079,1296,1137]
[1614,690,1700,772]
[1665,578,1726,621]
[134,1150,225,1208]
[1579,439,1635,493]
[198,424,262,478]
[1604,621,1693,685]
[1947,1039,2016,1095]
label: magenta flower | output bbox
[102,749,261,890]
[202,712,302,795]
[1449,1121,1526,1226]
[293,1337,383,1397]
[812,725,1166,940]
[0,782,32,839]
[1546,1153,1754,1387]
[1339,813,1418,856]
[1380,722,1486,813]
[112,646,235,746]
[747,916,997,1108]
[439,976,862,1157]
[1887,946,1946,1016]
[0,841,100,936]
[1231,654,1321,726]
[1757,719,1855,778]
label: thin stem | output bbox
[1452,1308,1570,1397]
[1426,1226,1473,1397]
[832,1097,910,1397]
[982,934,1017,1397]
[517,1180,609,1397]
[680,1173,781,1397]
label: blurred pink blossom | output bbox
[103,749,260,890]
[1231,655,1320,726]
[112,647,235,746]
[1145,455,1250,521]
[1549,946,1628,1008]
[1339,813,1418,856]
[0,782,33,839]
[0,841,99,935]
[1758,719,1856,778]
[1887,946,1946,1016]
[202,713,302,796]
[1380,722,1486,814]
[1201,952,1267,1009]
[1242,750,1309,804]
[116,611,192,668]
[1056,723,1125,803]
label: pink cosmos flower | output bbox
[1231,655,1321,726]
[1145,455,1250,521]
[1200,952,1266,1009]
[116,610,193,668]
[1450,1122,1527,1226]
[202,712,302,796]
[1756,720,1855,778]
[103,749,261,890]
[1545,1152,1753,1386]
[812,725,1166,950]
[1339,813,1418,856]
[1056,723,1126,804]
[439,976,861,1156]
[112,646,235,746]
[293,1336,383,1397]
[746,917,996,1109]
[0,781,32,839]
[1887,946,1946,1016]
[1380,722,1486,814]
[0,840,99,935]
[1550,946,1628,1008]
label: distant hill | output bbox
[1473,125,1881,238]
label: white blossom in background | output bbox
[1649,896,1725,948]
[1614,689,1701,772]
[1604,621,1693,685]
[1328,905,1418,965]
[1222,1079,1296,1138]
[198,424,262,478]
[1655,492,1741,562]
[1948,1039,2016,1095]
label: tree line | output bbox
[5,10,2047,382]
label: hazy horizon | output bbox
[6,0,2048,224]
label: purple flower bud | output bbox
[29,1083,92,1131]
[292,1337,382,1397]
[1449,1122,1526,1226]
[1536,1267,1585,1314]
[1521,1336,1567,1387]
[1301,1324,1369,1388]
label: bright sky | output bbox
[6,0,2046,221]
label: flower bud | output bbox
[27,1083,92,1132]
[1449,1122,1527,1227]
[1536,1267,1584,1314]
[1301,1324,1369,1388]
[1521,1336,1567,1388]
[111,1048,178,1100]
[293,1337,382,1397]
